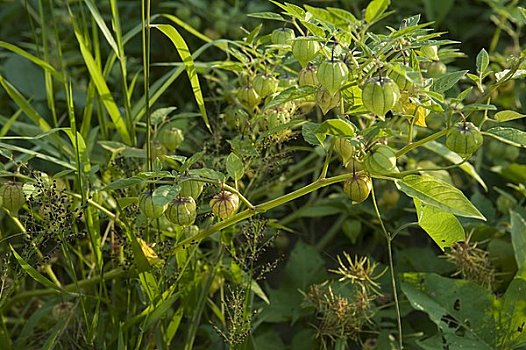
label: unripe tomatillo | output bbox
[209,190,240,219]
[166,196,197,226]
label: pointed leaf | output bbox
[494,110,526,122]
[414,198,465,250]
[485,127,526,147]
[153,24,211,131]
[10,245,64,293]
[511,211,526,278]
[398,175,486,220]
[401,273,497,349]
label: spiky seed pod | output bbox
[317,60,349,95]
[158,125,184,151]
[209,190,240,219]
[0,182,25,213]
[253,74,279,97]
[139,191,166,220]
[343,173,373,203]
[238,85,260,109]
[446,122,483,157]
[364,145,398,175]
[292,38,321,67]
[179,180,204,199]
[166,196,197,226]
[271,28,295,45]
[298,64,319,86]
[316,88,340,115]
[334,138,355,167]
[362,77,401,119]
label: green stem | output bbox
[6,268,127,307]
[174,173,355,250]
[371,183,403,349]
[395,129,448,157]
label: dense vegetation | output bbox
[0,0,525,349]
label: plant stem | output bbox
[395,129,448,157]
[174,172,355,250]
[371,183,403,349]
[6,268,128,307]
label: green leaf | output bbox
[247,12,285,21]
[10,245,64,293]
[499,278,526,348]
[152,185,180,206]
[424,141,487,191]
[190,168,225,182]
[0,75,51,132]
[397,175,486,220]
[365,0,390,23]
[485,127,526,147]
[511,211,526,278]
[226,152,244,181]
[432,70,468,93]
[401,273,497,349]
[476,48,489,74]
[104,176,146,191]
[265,85,316,110]
[154,24,211,132]
[72,24,131,144]
[302,121,322,146]
[494,110,526,122]
[151,107,177,125]
[0,41,63,81]
[414,199,465,250]
[83,0,119,55]
[316,119,355,144]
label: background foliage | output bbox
[0,0,525,349]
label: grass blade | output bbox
[153,24,211,131]
[71,17,132,144]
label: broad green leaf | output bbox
[365,0,390,23]
[432,70,468,93]
[511,211,526,278]
[154,24,211,131]
[190,168,226,181]
[104,176,146,191]
[485,127,526,147]
[424,141,487,190]
[476,48,489,74]
[72,24,131,144]
[316,119,355,144]
[401,273,497,349]
[494,110,526,122]
[397,175,486,220]
[302,121,322,146]
[499,278,526,348]
[414,198,465,250]
[226,152,244,181]
[10,245,64,293]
